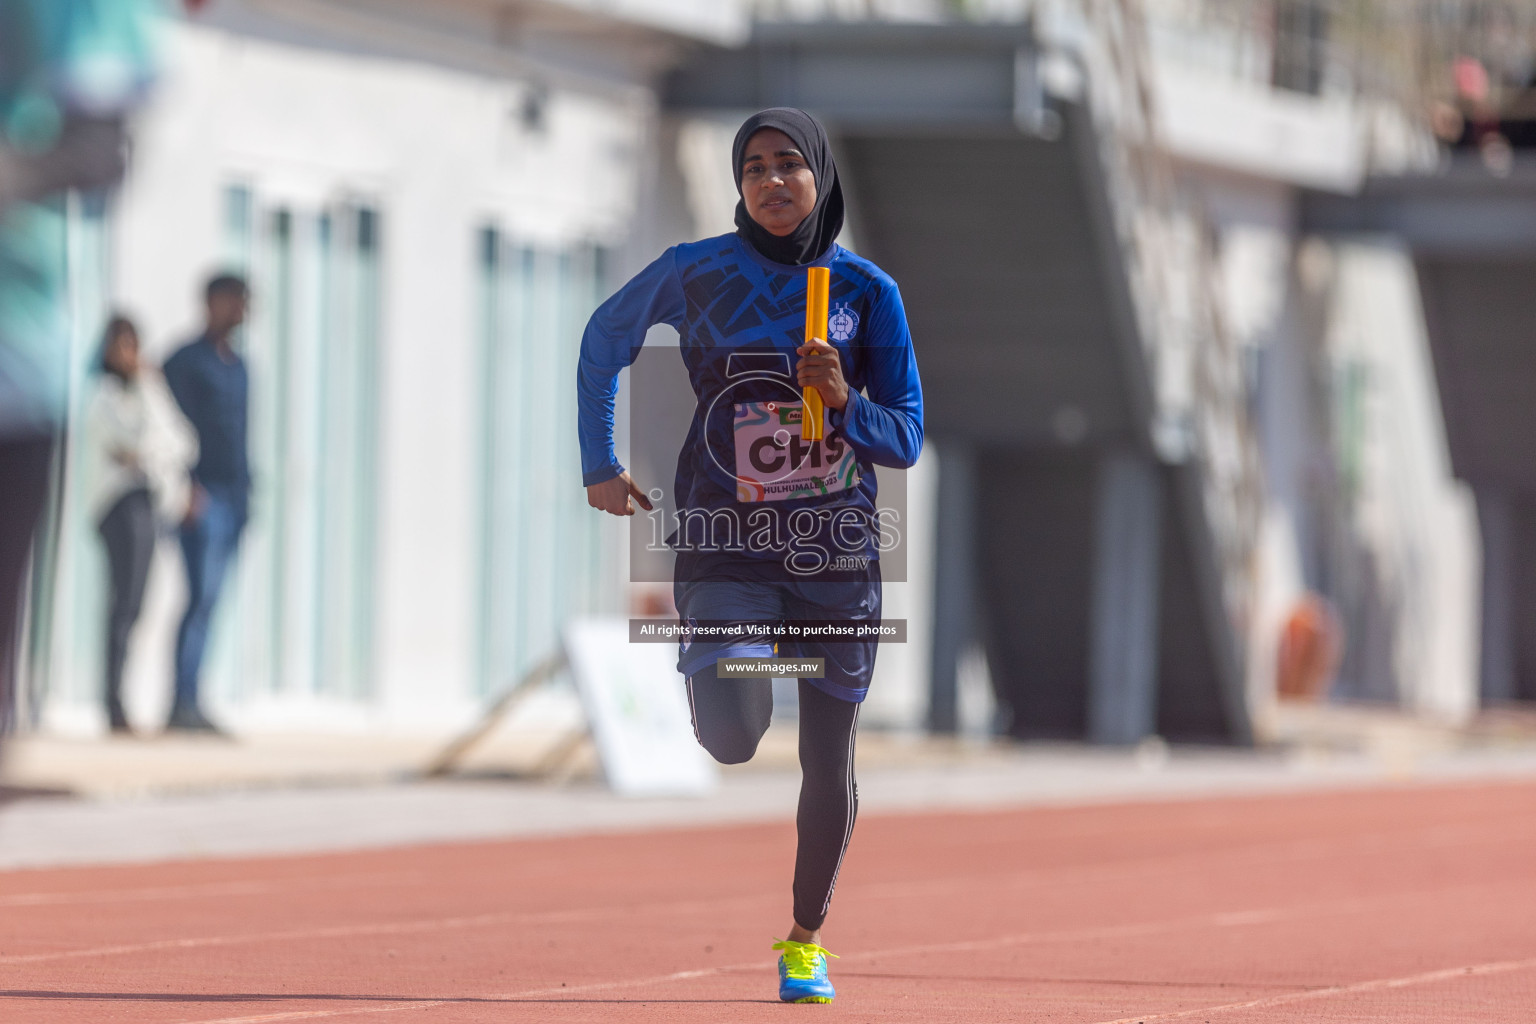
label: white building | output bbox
[1139,0,1481,724]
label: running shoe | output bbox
[772,939,838,1003]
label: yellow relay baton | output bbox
[802,265,829,441]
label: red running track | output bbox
[2,780,1535,1023]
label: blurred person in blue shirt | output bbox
[161,274,251,735]
[0,0,157,733]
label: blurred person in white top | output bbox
[85,316,196,734]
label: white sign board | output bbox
[563,617,718,797]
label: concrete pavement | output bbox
[5,712,1536,870]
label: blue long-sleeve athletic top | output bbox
[578,233,923,574]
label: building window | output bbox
[1272,0,1329,96]
[475,227,610,697]
[208,191,383,706]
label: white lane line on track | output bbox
[164,902,1414,1023]
[0,909,589,966]
[24,868,1085,969]
[3,874,1503,969]
[0,873,412,909]
[2,811,1519,915]
[178,949,1536,1024]
[178,967,762,1024]
[0,890,788,966]
[11,860,1495,968]
[1090,955,1536,1023]
[175,948,1536,1024]
[181,1003,449,1023]
[0,891,1265,968]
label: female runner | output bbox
[578,107,924,1004]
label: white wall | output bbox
[1171,172,1306,726]
[1151,17,1474,724]
[1323,240,1480,722]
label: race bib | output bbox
[733,400,860,502]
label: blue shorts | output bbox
[674,562,882,703]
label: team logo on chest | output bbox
[828,303,859,343]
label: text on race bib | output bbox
[732,400,860,503]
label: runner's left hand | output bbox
[796,338,849,411]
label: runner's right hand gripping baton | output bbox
[802,266,829,441]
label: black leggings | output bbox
[99,488,155,728]
[686,668,859,932]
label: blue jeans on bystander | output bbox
[173,490,244,717]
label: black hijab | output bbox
[731,107,844,267]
